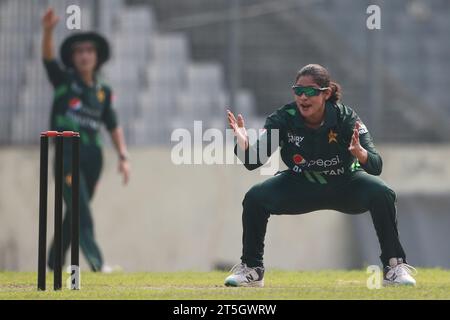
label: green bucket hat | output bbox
[60,32,110,70]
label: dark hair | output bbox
[295,64,342,103]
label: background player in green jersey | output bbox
[41,8,130,272]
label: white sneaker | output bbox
[224,263,264,287]
[383,258,417,286]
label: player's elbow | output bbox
[372,167,382,176]
[372,158,383,176]
[244,163,263,171]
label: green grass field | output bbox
[1,269,449,300]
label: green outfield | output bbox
[1,269,449,300]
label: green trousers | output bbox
[241,169,406,268]
[48,146,104,271]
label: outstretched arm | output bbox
[228,109,280,171]
[228,110,249,151]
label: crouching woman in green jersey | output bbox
[41,8,130,272]
[226,64,416,287]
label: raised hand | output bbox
[42,7,59,31]
[348,121,368,164]
[227,109,249,151]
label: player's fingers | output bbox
[47,8,56,19]
[228,119,238,133]
[237,114,245,128]
[227,112,236,125]
[350,133,357,146]
[43,9,50,21]
[228,118,238,132]
[227,110,237,123]
[120,164,129,185]
[354,129,360,143]
[124,171,129,185]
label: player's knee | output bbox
[243,185,263,206]
[372,184,396,203]
[242,185,272,220]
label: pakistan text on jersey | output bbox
[292,166,345,176]
[74,105,102,118]
[67,111,101,130]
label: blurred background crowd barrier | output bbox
[0,0,449,271]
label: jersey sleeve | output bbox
[234,111,283,171]
[43,59,68,88]
[101,88,119,131]
[347,111,383,175]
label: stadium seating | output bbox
[1,0,449,144]
[149,0,450,142]
[0,0,256,145]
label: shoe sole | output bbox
[224,279,264,288]
[383,280,416,287]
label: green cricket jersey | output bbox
[43,59,118,147]
[235,101,382,183]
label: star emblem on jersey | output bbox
[328,129,338,144]
[97,89,105,103]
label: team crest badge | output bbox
[97,89,105,103]
[328,129,338,144]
